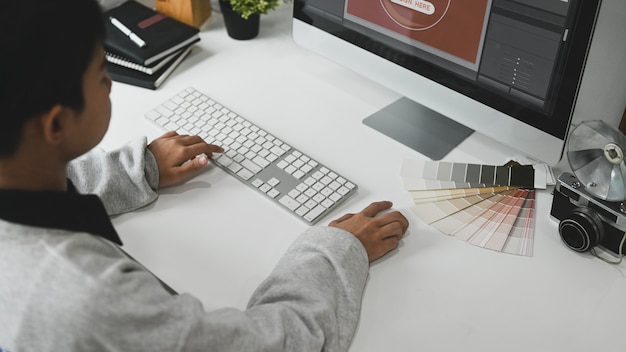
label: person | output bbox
[0,0,409,351]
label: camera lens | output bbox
[558,207,604,252]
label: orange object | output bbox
[155,0,211,28]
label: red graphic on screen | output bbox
[346,0,489,63]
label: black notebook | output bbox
[104,0,200,66]
[107,45,194,89]
[105,47,182,75]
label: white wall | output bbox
[572,0,626,128]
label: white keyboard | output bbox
[145,87,358,224]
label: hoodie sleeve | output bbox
[38,227,369,352]
[66,137,160,215]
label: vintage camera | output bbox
[550,172,626,255]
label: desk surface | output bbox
[100,4,626,351]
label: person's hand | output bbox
[329,201,408,262]
[147,131,224,188]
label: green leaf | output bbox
[224,0,287,19]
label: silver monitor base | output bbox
[363,97,474,160]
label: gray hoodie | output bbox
[0,137,368,351]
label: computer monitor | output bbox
[292,0,604,164]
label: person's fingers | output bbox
[194,154,209,168]
[329,213,354,225]
[161,131,179,138]
[378,220,407,241]
[381,236,400,254]
[373,211,409,235]
[367,235,400,262]
[171,134,205,146]
[359,201,393,218]
[188,143,224,157]
[157,132,217,150]
[173,154,210,179]
[170,144,224,165]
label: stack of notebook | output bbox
[103,0,200,89]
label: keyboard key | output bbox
[279,195,301,211]
[304,205,326,222]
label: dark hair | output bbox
[0,0,106,157]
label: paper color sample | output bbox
[431,191,507,236]
[409,186,517,204]
[412,193,493,224]
[408,160,536,188]
[453,190,521,242]
[501,191,535,256]
[404,159,537,256]
[403,177,484,191]
[465,189,529,251]
[473,190,529,250]
[402,158,549,190]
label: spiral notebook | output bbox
[106,45,194,90]
[105,48,183,75]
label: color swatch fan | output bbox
[401,159,539,256]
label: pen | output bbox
[109,17,146,48]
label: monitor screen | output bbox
[292,0,602,164]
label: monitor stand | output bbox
[363,97,474,160]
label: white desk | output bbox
[99,4,626,351]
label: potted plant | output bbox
[219,0,287,40]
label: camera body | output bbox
[550,172,626,255]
